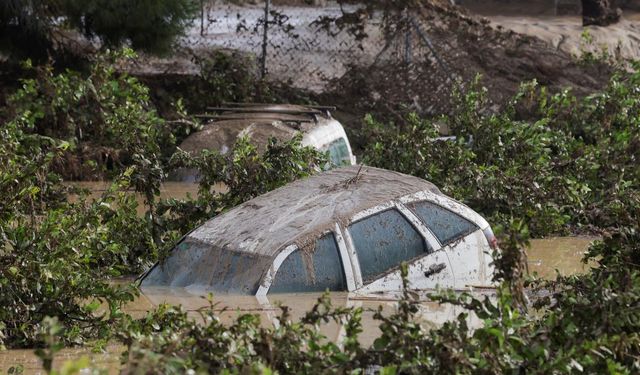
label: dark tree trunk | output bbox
[581,0,622,26]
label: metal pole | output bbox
[403,8,412,64]
[200,0,205,36]
[260,0,270,79]
[404,29,412,64]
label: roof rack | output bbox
[197,103,336,125]
[221,102,336,112]
[194,114,314,124]
[206,106,323,116]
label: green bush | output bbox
[362,71,640,236]
[5,50,174,180]
[112,229,639,374]
[0,0,198,61]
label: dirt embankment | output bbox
[488,15,640,61]
[318,0,613,131]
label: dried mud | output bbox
[321,1,613,125]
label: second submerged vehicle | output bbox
[172,103,356,181]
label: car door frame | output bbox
[256,226,356,296]
[399,191,493,289]
[339,199,444,291]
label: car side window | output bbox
[326,138,350,166]
[407,201,477,246]
[348,208,428,283]
[269,233,347,294]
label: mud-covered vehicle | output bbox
[142,166,497,295]
[171,103,356,181]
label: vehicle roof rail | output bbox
[221,102,337,112]
[205,106,325,116]
[194,114,313,126]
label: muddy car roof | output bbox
[181,104,332,155]
[187,166,442,258]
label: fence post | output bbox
[200,0,205,36]
[404,29,412,64]
[260,0,270,79]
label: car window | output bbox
[325,138,351,166]
[269,233,347,294]
[407,201,477,245]
[141,238,270,295]
[348,208,428,283]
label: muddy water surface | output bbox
[0,290,476,374]
[527,236,598,279]
[67,181,206,215]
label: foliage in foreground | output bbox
[27,225,638,374]
[5,50,177,180]
[363,69,640,236]
[0,52,325,348]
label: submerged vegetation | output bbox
[0,47,639,373]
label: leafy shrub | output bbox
[362,70,640,236]
[0,191,140,349]
[5,50,174,180]
[0,0,198,61]
[192,50,261,107]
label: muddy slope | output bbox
[321,1,612,124]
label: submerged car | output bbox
[171,103,356,181]
[142,166,497,295]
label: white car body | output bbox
[142,166,496,295]
[300,116,357,166]
[172,104,356,182]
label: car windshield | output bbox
[325,138,351,166]
[141,238,271,295]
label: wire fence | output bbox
[186,2,454,90]
[181,2,381,91]
[182,1,468,114]
[176,1,616,116]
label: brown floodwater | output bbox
[66,181,212,215]
[2,181,600,374]
[526,236,598,279]
[0,290,483,374]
